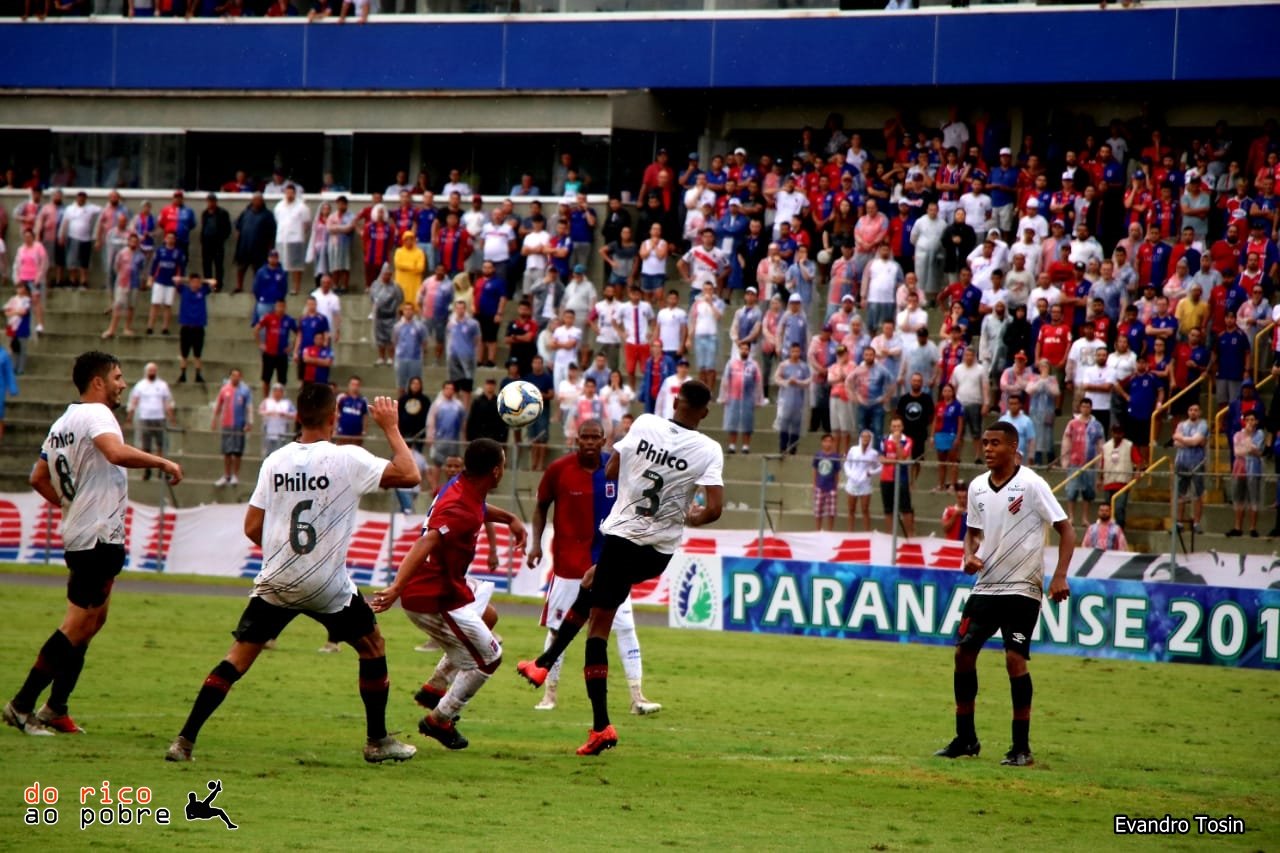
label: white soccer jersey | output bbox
[249,441,387,613]
[600,413,723,554]
[41,403,128,552]
[968,465,1067,602]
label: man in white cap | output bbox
[1017,198,1048,243]
[1050,171,1079,233]
[989,147,1020,239]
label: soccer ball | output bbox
[817,249,832,265]
[497,380,544,428]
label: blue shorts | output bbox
[934,432,956,453]
[641,273,665,293]
[694,334,717,370]
[723,399,755,433]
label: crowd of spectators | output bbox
[6,111,1280,538]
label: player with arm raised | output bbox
[166,383,420,764]
[371,438,526,751]
[935,419,1074,767]
[524,418,661,715]
[5,351,182,736]
[517,380,723,755]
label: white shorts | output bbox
[404,604,502,673]
[150,283,175,306]
[467,577,494,615]
[993,204,1014,234]
[830,397,855,433]
[539,574,634,632]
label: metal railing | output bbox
[1051,451,1103,495]
[1150,374,1206,454]
[1110,455,1170,518]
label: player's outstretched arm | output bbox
[484,505,527,552]
[92,433,183,484]
[368,395,420,489]
[372,529,441,612]
[1048,518,1075,602]
[29,458,60,506]
[686,485,723,527]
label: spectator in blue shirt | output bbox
[1228,411,1265,538]
[294,296,330,382]
[335,376,369,446]
[426,380,467,493]
[1213,311,1251,406]
[474,260,507,367]
[1120,357,1163,466]
[177,272,214,384]
[988,148,1019,236]
[147,231,186,336]
[567,193,598,273]
[997,394,1037,463]
[252,249,287,325]
[393,302,428,396]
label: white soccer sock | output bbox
[428,655,458,691]
[436,668,490,720]
[544,630,564,687]
[614,623,643,685]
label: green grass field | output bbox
[0,574,1276,852]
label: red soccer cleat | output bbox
[516,660,548,687]
[35,707,84,734]
[576,724,618,756]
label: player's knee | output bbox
[1004,651,1028,677]
[954,646,978,671]
[355,631,386,658]
[479,655,502,675]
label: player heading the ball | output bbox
[167,383,421,765]
[518,380,724,756]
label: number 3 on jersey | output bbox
[54,454,77,502]
[290,499,317,554]
[636,469,663,517]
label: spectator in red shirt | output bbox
[638,149,674,204]
[1035,303,1072,385]
[254,299,298,401]
[363,205,397,291]
[1211,221,1243,279]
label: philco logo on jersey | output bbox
[273,473,331,492]
[47,431,76,449]
[635,439,689,470]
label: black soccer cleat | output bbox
[934,737,981,758]
[1000,748,1034,767]
[418,715,469,750]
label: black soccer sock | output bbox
[358,657,389,741]
[1010,673,1032,751]
[535,587,592,669]
[179,660,242,743]
[13,630,75,714]
[327,628,342,645]
[954,670,978,742]
[583,637,610,732]
[46,643,88,716]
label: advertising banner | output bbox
[669,556,1280,670]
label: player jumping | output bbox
[5,352,183,736]
[166,384,421,764]
[372,438,527,751]
[934,420,1074,767]
[525,418,661,715]
[517,381,723,755]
